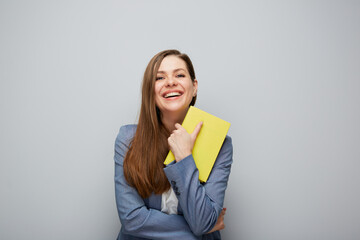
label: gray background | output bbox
[1,0,359,239]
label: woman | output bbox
[114,49,233,239]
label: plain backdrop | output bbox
[1,0,359,239]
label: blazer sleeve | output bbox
[114,125,200,240]
[163,136,233,236]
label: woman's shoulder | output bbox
[119,124,137,137]
[215,134,233,166]
[223,135,233,150]
[115,124,137,149]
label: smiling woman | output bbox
[154,55,198,133]
[114,49,233,240]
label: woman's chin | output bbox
[160,105,189,116]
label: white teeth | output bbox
[164,92,181,98]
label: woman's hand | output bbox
[207,208,226,234]
[168,122,203,162]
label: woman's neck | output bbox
[161,108,188,132]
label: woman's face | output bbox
[154,55,198,118]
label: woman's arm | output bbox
[164,135,233,236]
[114,126,200,240]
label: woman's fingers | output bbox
[168,121,202,162]
[207,208,226,233]
[191,121,203,141]
[218,208,226,229]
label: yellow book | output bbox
[164,106,231,182]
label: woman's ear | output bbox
[193,79,198,96]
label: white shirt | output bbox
[161,187,178,214]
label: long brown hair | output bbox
[123,49,197,198]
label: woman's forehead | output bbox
[158,56,187,73]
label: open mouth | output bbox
[163,91,183,98]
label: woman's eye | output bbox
[156,76,164,80]
[177,74,185,78]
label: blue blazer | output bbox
[114,124,233,240]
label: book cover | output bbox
[164,106,231,182]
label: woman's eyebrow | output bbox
[157,68,186,74]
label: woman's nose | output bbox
[166,77,177,86]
